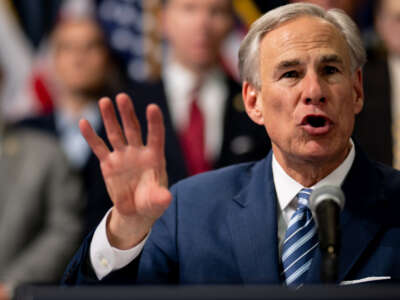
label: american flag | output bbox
[7,0,282,118]
[96,0,163,82]
[95,0,270,83]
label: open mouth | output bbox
[300,115,333,135]
[305,115,328,128]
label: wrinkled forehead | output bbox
[259,16,352,69]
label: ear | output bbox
[352,68,364,115]
[242,81,264,125]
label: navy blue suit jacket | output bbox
[62,148,400,285]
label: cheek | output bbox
[260,93,289,136]
[54,54,70,69]
[261,88,289,120]
[212,20,231,40]
[336,93,357,131]
[55,60,73,78]
[91,57,108,72]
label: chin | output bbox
[296,141,341,163]
[191,54,217,68]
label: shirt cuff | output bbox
[90,208,150,280]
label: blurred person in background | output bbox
[19,10,123,233]
[353,0,400,169]
[0,65,83,300]
[129,0,271,184]
[288,0,374,46]
[288,0,363,17]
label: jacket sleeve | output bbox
[61,185,180,285]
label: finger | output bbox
[79,119,110,160]
[138,170,172,218]
[148,185,172,218]
[146,104,165,156]
[99,97,126,151]
[116,93,143,147]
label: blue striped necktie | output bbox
[282,188,319,287]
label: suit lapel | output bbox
[305,148,384,283]
[131,80,189,184]
[157,83,190,183]
[337,148,384,282]
[227,153,281,284]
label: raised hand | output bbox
[79,93,172,249]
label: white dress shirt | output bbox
[55,102,101,169]
[90,209,150,279]
[90,140,355,280]
[162,58,228,161]
[273,140,355,255]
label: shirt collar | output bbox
[162,53,224,98]
[162,53,227,132]
[55,102,101,133]
[272,139,356,212]
[163,56,197,102]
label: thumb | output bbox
[148,185,172,219]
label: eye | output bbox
[281,70,299,79]
[323,66,339,75]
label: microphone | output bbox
[309,185,345,283]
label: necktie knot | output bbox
[297,188,312,209]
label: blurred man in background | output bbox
[129,0,271,184]
[354,0,400,168]
[19,12,121,233]
[289,0,363,16]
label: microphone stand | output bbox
[315,200,341,283]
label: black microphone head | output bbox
[309,185,345,216]
[309,186,345,282]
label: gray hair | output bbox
[238,3,367,89]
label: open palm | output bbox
[80,93,172,248]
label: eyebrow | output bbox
[319,54,344,65]
[274,54,345,71]
[276,59,301,70]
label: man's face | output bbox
[53,19,109,94]
[250,16,363,168]
[163,0,233,71]
[376,0,400,55]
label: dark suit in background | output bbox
[129,77,271,185]
[353,55,393,166]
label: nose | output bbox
[302,72,326,105]
[196,9,212,34]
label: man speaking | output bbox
[63,2,400,286]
